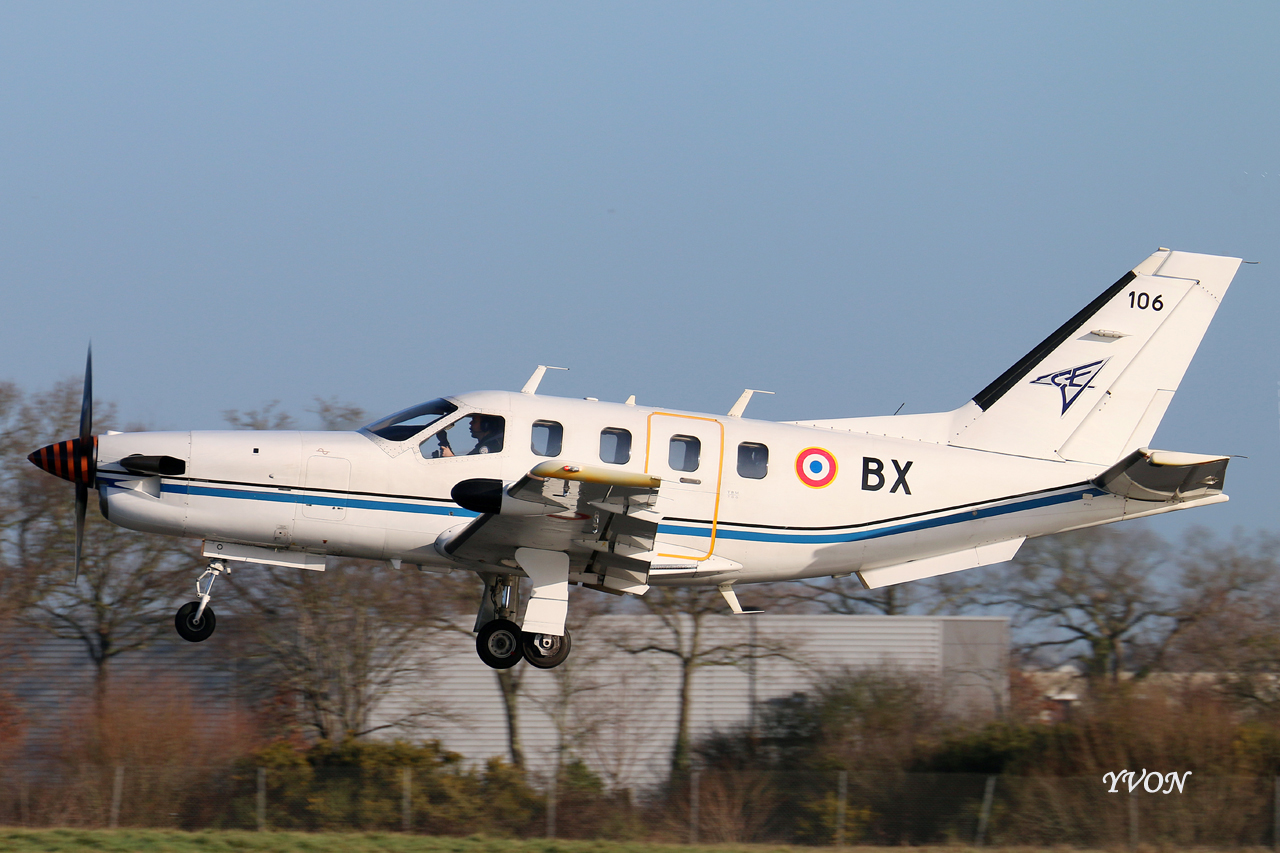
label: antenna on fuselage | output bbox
[521,365,568,395]
[727,388,774,418]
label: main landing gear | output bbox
[175,559,226,643]
[475,572,573,670]
[475,619,573,669]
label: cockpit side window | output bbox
[421,414,506,458]
[364,398,458,442]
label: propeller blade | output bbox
[80,346,92,445]
[27,345,97,583]
[73,346,92,583]
[74,482,87,583]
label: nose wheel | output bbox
[175,601,216,642]
[175,559,226,643]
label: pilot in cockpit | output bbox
[439,414,505,457]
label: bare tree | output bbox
[226,561,456,739]
[221,400,298,431]
[622,586,785,780]
[966,528,1174,681]
[576,653,665,790]
[490,585,624,772]
[495,667,526,768]
[309,397,369,431]
[966,526,1278,689]
[1,379,199,709]
[1162,528,1280,707]
[219,397,466,739]
[522,595,620,771]
[0,380,33,629]
[791,575,968,616]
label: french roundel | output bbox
[795,447,838,488]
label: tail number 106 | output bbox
[1128,291,1163,311]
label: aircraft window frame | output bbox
[669,435,701,473]
[737,442,769,479]
[363,398,459,442]
[599,427,632,465]
[419,413,506,458]
[531,420,564,457]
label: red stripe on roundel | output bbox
[795,447,838,488]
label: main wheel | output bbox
[175,601,216,642]
[522,629,572,669]
[476,619,523,669]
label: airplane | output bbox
[29,248,1241,670]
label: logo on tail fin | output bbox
[1031,359,1108,415]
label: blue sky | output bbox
[1,2,1277,535]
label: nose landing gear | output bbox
[175,559,227,643]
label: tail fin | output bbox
[949,249,1241,464]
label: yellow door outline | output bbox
[644,412,725,561]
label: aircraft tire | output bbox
[476,619,523,669]
[522,629,572,669]
[175,601,216,642]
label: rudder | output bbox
[949,249,1241,464]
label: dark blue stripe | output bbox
[98,477,480,519]
[657,488,1098,545]
[100,475,1096,544]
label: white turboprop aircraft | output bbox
[30,249,1240,669]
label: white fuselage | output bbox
[94,389,1193,588]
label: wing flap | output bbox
[440,461,665,594]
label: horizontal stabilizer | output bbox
[1094,447,1228,502]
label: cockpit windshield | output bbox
[363,398,459,442]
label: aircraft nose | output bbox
[28,436,98,485]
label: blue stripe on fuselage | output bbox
[98,477,481,519]
[658,488,1098,545]
[99,476,1097,544]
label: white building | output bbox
[371,614,1009,789]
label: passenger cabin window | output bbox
[420,414,506,458]
[737,442,769,479]
[531,420,563,457]
[669,435,701,472]
[599,428,632,465]
[364,398,458,441]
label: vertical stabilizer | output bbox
[949,250,1241,464]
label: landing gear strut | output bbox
[175,559,226,643]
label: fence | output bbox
[0,764,1275,847]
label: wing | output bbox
[439,461,665,594]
